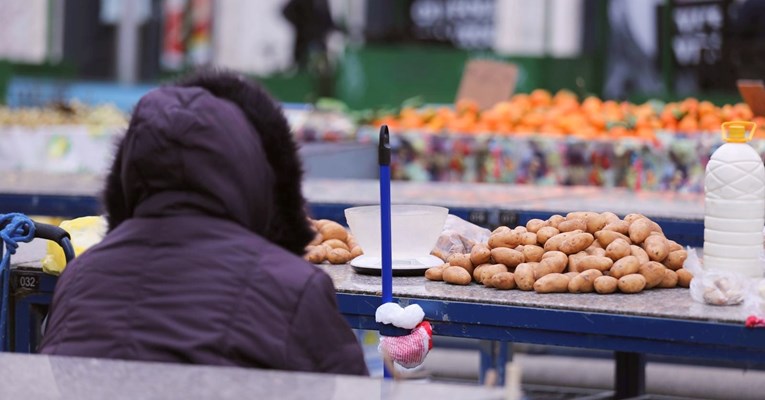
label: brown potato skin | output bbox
[610,255,640,279]
[595,230,631,247]
[425,265,447,281]
[443,266,472,285]
[594,276,618,294]
[568,269,603,293]
[514,263,536,291]
[327,248,352,264]
[658,269,678,288]
[536,227,560,245]
[547,215,565,229]
[638,261,666,289]
[526,219,550,233]
[618,274,647,293]
[473,263,491,283]
[305,245,327,264]
[470,243,492,266]
[676,268,693,287]
[320,222,348,242]
[447,253,475,274]
[668,240,683,252]
[602,220,630,235]
[323,238,350,251]
[350,246,363,258]
[481,264,509,287]
[664,249,687,271]
[534,251,568,278]
[559,233,595,255]
[605,238,631,261]
[642,234,670,262]
[521,245,545,262]
[628,218,654,244]
[490,272,516,290]
[543,231,582,252]
[630,245,650,265]
[585,214,607,233]
[489,230,522,249]
[490,247,525,268]
[534,273,571,293]
[576,256,613,272]
[601,212,621,224]
[558,218,587,233]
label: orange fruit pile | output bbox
[373,89,763,140]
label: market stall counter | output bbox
[0,353,506,400]
[319,264,765,398]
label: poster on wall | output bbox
[162,0,213,70]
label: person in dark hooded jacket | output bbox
[38,69,369,376]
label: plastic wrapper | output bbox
[744,278,765,319]
[686,246,761,306]
[431,215,491,259]
[41,216,107,275]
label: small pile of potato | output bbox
[425,211,693,294]
[304,219,363,264]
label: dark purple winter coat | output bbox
[39,71,369,376]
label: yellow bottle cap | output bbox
[721,121,756,143]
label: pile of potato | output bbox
[304,219,363,264]
[425,212,693,294]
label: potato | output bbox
[472,263,491,282]
[585,213,607,233]
[520,232,538,245]
[534,273,571,293]
[491,247,525,268]
[623,213,647,224]
[313,219,333,230]
[594,276,618,294]
[536,226,560,245]
[489,230,521,249]
[521,245,545,262]
[492,226,511,235]
[309,232,324,246]
[568,269,603,293]
[630,245,650,265]
[628,218,654,244]
[618,274,646,293]
[642,234,670,262]
[638,261,666,289]
[320,222,348,242]
[526,219,550,233]
[559,232,595,255]
[566,211,596,220]
[350,246,363,258]
[470,243,492,266]
[567,251,588,272]
[447,253,474,274]
[595,230,631,247]
[601,211,621,224]
[534,251,568,278]
[481,264,509,287]
[676,268,693,288]
[305,245,327,264]
[547,215,565,229]
[543,230,583,252]
[668,240,683,252]
[514,263,536,290]
[664,249,687,271]
[513,226,528,233]
[346,234,359,248]
[605,238,631,261]
[586,247,607,257]
[577,256,613,272]
[558,218,587,233]
[327,248,352,264]
[602,220,630,235]
[490,272,516,290]
[323,238,350,251]
[564,271,579,278]
[425,264,447,281]
[431,248,448,261]
[442,266,472,285]
[610,255,640,279]
[658,269,678,288]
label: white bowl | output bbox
[344,205,448,260]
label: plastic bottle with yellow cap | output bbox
[704,121,765,277]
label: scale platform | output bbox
[350,255,444,276]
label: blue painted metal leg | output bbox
[479,340,511,386]
[614,351,645,399]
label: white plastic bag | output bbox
[685,247,749,306]
[431,215,491,259]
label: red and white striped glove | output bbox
[379,321,433,368]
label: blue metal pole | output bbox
[379,125,393,379]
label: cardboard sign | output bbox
[456,60,518,110]
[737,80,765,117]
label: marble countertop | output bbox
[320,265,747,325]
[0,173,704,220]
[0,353,505,400]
